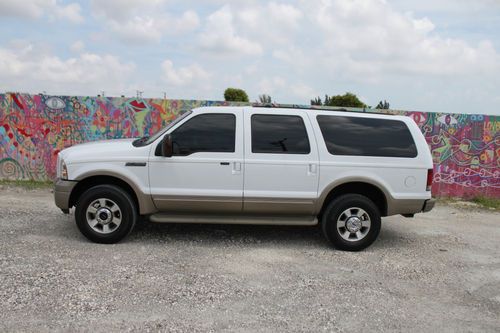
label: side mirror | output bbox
[161,134,173,157]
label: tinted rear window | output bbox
[251,114,310,154]
[316,115,417,158]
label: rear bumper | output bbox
[422,198,436,213]
[54,178,77,213]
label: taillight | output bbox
[426,169,433,192]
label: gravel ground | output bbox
[0,187,499,332]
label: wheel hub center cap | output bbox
[346,217,362,232]
[96,208,112,224]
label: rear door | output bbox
[243,110,320,216]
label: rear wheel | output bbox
[75,185,137,244]
[321,194,381,251]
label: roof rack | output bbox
[250,102,400,116]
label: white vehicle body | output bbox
[55,106,435,250]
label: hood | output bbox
[59,138,145,164]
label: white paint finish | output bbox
[67,161,151,194]
[59,139,151,194]
[405,176,417,188]
[58,106,435,218]
[148,108,245,210]
[242,109,320,210]
[317,164,429,200]
[305,109,433,202]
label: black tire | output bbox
[321,194,381,251]
[75,185,137,244]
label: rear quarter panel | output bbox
[308,112,433,215]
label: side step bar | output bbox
[149,214,318,226]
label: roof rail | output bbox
[250,102,400,116]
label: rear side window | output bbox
[251,114,310,154]
[316,115,417,158]
[171,113,235,156]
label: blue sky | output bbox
[0,0,499,115]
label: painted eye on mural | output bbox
[437,114,457,126]
[409,112,427,124]
[471,115,484,122]
[45,97,66,110]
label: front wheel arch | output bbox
[69,175,139,214]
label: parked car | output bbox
[54,106,435,251]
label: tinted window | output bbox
[316,115,417,157]
[171,113,235,156]
[251,114,310,154]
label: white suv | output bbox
[55,106,435,251]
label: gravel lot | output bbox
[0,187,499,332]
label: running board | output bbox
[149,214,318,226]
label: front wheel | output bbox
[321,194,381,251]
[75,185,137,244]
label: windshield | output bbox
[133,110,192,147]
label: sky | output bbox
[0,0,499,115]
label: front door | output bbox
[148,110,244,213]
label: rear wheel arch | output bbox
[318,181,388,217]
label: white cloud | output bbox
[70,40,85,53]
[91,0,166,21]
[1,0,499,114]
[308,0,500,78]
[267,2,303,29]
[0,41,135,95]
[258,76,286,95]
[198,6,263,56]
[290,83,319,101]
[51,2,84,23]
[161,59,210,86]
[108,16,164,43]
[91,0,199,43]
[0,0,83,23]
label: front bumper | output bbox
[422,198,436,212]
[54,178,77,214]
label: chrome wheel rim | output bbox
[336,207,371,242]
[86,198,122,234]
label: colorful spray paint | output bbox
[0,93,498,198]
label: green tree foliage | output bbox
[311,96,322,105]
[224,88,249,102]
[311,93,366,107]
[324,93,366,107]
[376,100,390,109]
[258,94,272,103]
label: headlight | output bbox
[61,159,68,180]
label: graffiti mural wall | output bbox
[404,111,498,198]
[0,93,231,180]
[0,93,498,198]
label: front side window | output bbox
[251,114,310,154]
[171,113,236,156]
[316,115,417,157]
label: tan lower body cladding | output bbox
[152,195,316,216]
